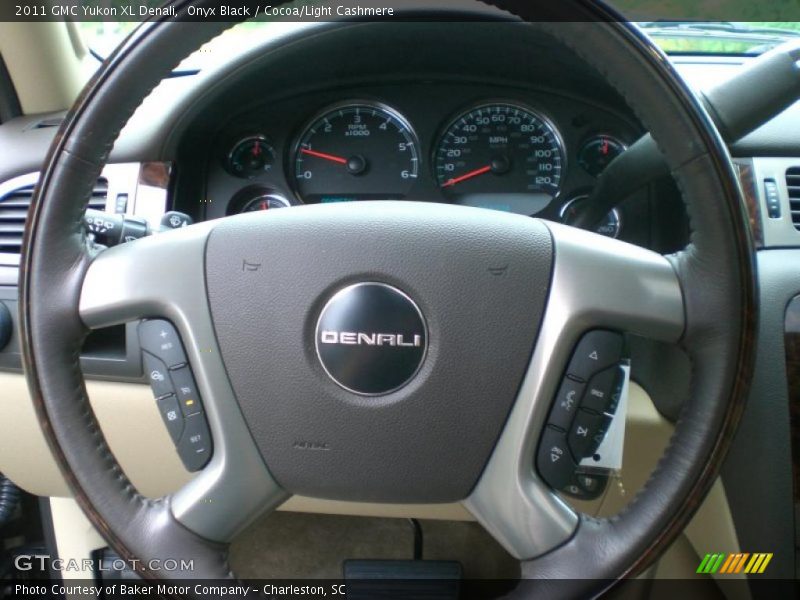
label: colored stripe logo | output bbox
[697,553,773,574]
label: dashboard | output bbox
[203,82,641,240]
[134,21,692,255]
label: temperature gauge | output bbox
[227,136,276,178]
[578,135,626,177]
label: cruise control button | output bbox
[170,367,202,416]
[156,394,184,443]
[567,330,623,382]
[139,319,187,368]
[537,426,577,490]
[581,366,620,413]
[548,378,585,431]
[142,352,173,399]
[568,409,606,460]
[177,413,212,471]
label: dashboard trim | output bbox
[747,157,800,248]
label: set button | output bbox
[177,414,213,472]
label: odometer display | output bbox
[293,102,419,204]
[434,103,564,214]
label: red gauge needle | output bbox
[300,147,348,165]
[442,165,492,188]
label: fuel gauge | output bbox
[228,136,276,178]
[578,135,626,177]
[227,187,292,215]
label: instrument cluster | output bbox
[204,84,640,239]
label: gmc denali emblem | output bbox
[315,283,428,395]
[319,331,423,347]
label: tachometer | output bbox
[292,102,419,204]
[434,103,564,214]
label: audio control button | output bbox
[568,409,606,460]
[581,366,621,414]
[537,426,577,490]
[567,330,623,382]
[548,378,585,431]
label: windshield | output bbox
[78,16,800,65]
[638,21,800,55]
[78,20,285,71]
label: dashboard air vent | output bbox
[785,167,800,231]
[0,178,108,253]
[29,116,64,130]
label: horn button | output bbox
[315,282,428,396]
[205,203,552,503]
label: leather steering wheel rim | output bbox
[20,1,756,597]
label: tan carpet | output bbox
[229,511,520,580]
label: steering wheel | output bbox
[20,0,756,596]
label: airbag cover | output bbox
[205,202,552,502]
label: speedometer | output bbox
[434,103,565,214]
[292,102,419,204]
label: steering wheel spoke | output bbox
[464,221,684,560]
[80,225,288,542]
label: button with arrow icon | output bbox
[566,330,623,382]
[537,425,577,490]
[568,409,606,460]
